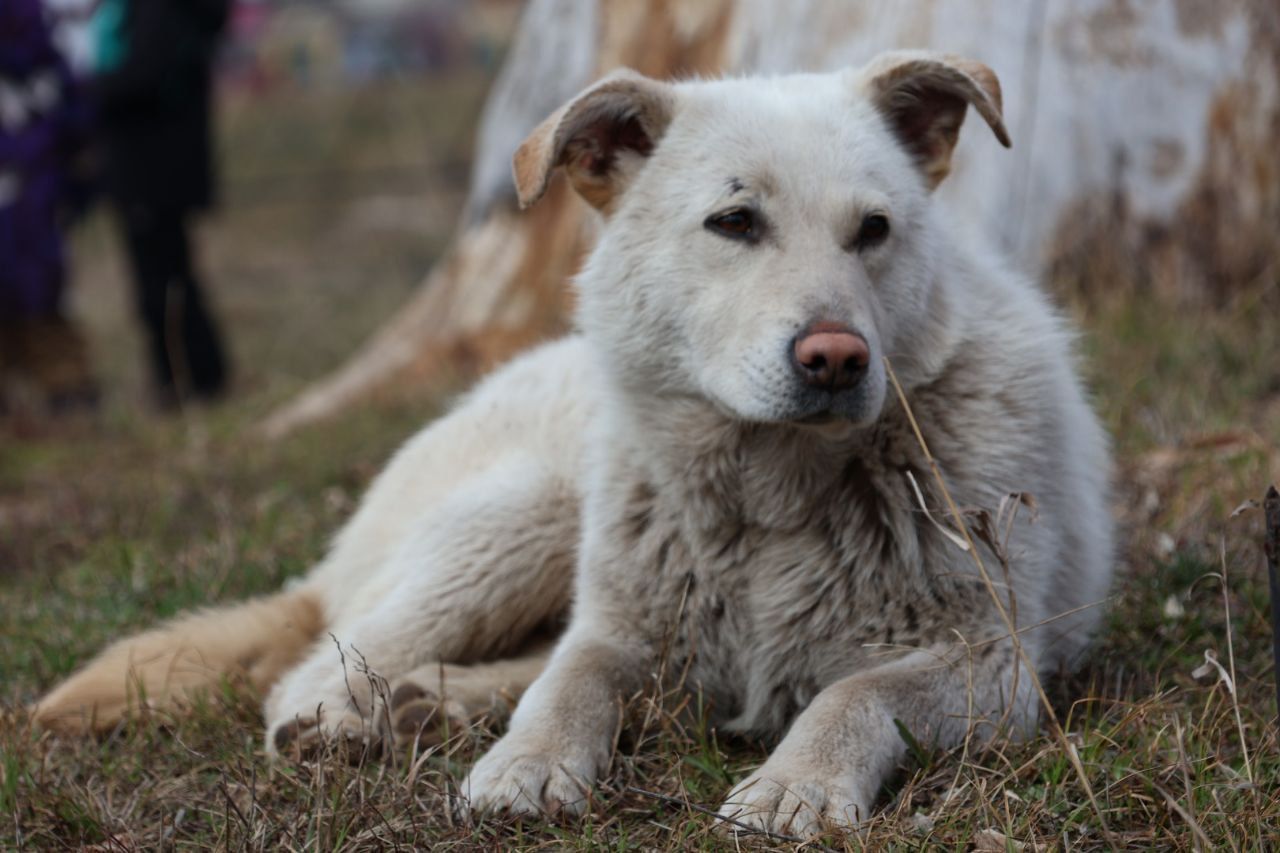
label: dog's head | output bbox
[513,51,1010,427]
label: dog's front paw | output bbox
[462,737,598,818]
[718,763,871,838]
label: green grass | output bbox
[2,77,1279,848]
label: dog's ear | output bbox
[513,68,675,213]
[858,51,1011,190]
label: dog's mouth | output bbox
[702,377,884,429]
[795,410,840,425]
[780,382,886,429]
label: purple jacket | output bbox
[0,0,92,319]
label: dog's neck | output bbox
[607,387,921,534]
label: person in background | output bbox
[93,0,231,408]
[0,0,98,416]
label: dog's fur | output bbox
[35,52,1112,835]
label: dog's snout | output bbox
[792,323,870,391]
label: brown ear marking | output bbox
[860,51,1011,189]
[512,68,675,212]
[513,108,568,209]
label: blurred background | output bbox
[1,2,1278,846]
[2,0,520,425]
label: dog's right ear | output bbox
[513,69,675,213]
[857,51,1011,190]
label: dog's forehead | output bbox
[656,74,902,195]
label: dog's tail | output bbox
[32,587,325,735]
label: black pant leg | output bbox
[120,207,227,399]
[120,206,178,395]
[168,213,227,396]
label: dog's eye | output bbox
[855,213,890,249]
[705,208,757,241]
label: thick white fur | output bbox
[37,54,1112,836]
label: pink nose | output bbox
[792,323,870,391]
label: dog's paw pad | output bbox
[389,694,470,747]
[268,713,382,765]
[336,731,384,764]
[266,712,303,747]
[392,699,447,742]
[270,717,314,755]
[390,681,435,709]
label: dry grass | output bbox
[2,79,1279,850]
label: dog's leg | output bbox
[387,637,553,747]
[461,624,648,816]
[719,639,1039,836]
[265,454,577,760]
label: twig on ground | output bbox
[1152,781,1212,852]
[1170,716,1202,853]
[1214,542,1253,787]
[1264,485,1280,719]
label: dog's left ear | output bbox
[857,51,1011,190]
[513,68,675,213]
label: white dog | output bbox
[37,51,1112,836]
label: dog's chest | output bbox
[623,451,953,737]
